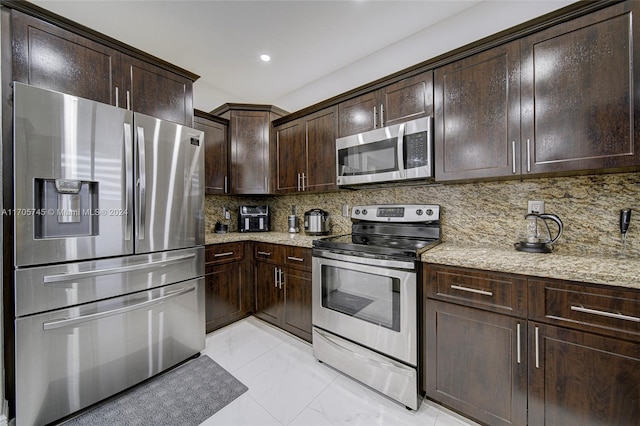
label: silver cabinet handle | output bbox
[257,251,271,256]
[279,268,284,289]
[274,267,278,288]
[43,254,196,284]
[214,251,234,258]
[124,122,133,241]
[380,103,384,127]
[516,323,521,364]
[512,141,516,174]
[571,305,640,323]
[297,173,302,191]
[287,256,304,262]
[126,90,131,110]
[450,284,493,297]
[43,285,195,330]
[373,106,377,129]
[115,86,119,107]
[136,126,147,240]
[535,326,540,369]
[526,139,531,172]
[301,173,306,191]
[224,176,228,193]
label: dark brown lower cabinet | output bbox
[204,242,252,333]
[528,323,640,426]
[425,299,528,426]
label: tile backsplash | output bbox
[206,172,640,258]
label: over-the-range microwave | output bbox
[336,116,433,187]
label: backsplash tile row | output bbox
[206,172,640,258]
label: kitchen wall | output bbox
[206,171,640,258]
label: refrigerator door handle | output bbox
[42,253,196,284]
[124,122,134,241]
[136,126,147,240]
[42,285,196,330]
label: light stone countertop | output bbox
[205,233,640,291]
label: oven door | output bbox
[312,250,417,365]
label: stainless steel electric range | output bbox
[311,204,441,410]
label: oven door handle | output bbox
[314,328,415,378]
[313,249,414,270]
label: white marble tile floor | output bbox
[200,317,480,426]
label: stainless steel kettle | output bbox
[304,208,330,235]
[514,213,563,253]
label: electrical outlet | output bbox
[223,206,230,220]
[342,204,350,217]
[528,200,545,214]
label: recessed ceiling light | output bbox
[260,54,271,62]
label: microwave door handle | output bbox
[397,123,406,177]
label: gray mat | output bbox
[63,355,248,426]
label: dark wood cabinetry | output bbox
[211,104,288,195]
[425,264,640,426]
[194,110,229,194]
[9,7,196,126]
[338,72,433,137]
[204,242,252,333]
[275,106,338,193]
[253,242,312,342]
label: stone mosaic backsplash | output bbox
[206,172,640,258]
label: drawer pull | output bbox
[257,251,271,256]
[287,256,304,262]
[535,326,540,369]
[450,284,493,297]
[570,305,640,323]
[213,252,234,258]
[516,323,521,364]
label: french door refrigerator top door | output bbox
[133,112,204,254]
[13,82,134,267]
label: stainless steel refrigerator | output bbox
[11,82,205,426]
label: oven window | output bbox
[337,138,398,176]
[321,265,400,331]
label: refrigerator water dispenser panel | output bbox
[34,178,99,239]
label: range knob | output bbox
[416,209,423,216]
[425,209,434,216]
[362,209,368,215]
[354,209,361,215]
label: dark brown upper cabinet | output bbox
[434,41,521,182]
[338,72,433,137]
[9,7,196,126]
[275,106,338,193]
[520,1,640,176]
[194,110,229,194]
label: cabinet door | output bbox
[122,55,194,125]
[11,10,121,106]
[282,268,312,342]
[338,91,377,137]
[254,261,281,325]
[305,106,338,192]
[434,41,521,182]
[204,261,247,333]
[195,116,228,194]
[230,110,271,194]
[425,300,527,426]
[379,72,433,127]
[521,2,640,175]
[528,323,640,426]
[275,118,305,193]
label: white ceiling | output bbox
[31,0,577,114]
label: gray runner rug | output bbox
[63,355,248,425]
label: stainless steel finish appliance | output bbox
[336,117,433,187]
[11,83,205,426]
[303,208,330,235]
[312,204,441,409]
[238,205,270,232]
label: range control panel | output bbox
[351,204,440,222]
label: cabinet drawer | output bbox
[529,279,640,342]
[205,242,245,265]
[284,246,312,271]
[254,242,283,264]
[426,265,527,317]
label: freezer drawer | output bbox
[15,278,205,426]
[15,247,204,317]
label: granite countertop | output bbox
[205,233,639,291]
[421,242,640,290]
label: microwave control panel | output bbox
[404,132,429,169]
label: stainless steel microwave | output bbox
[336,116,433,186]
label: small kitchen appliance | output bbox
[515,213,563,253]
[304,208,330,235]
[312,204,441,410]
[238,205,270,232]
